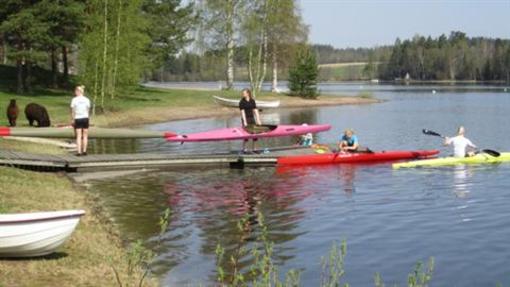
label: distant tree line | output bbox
[378,31,510,82]
[312,44,391,64]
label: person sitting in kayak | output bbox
[239,88,262,151]
[339,129,359,152]
[444,126,477,157]
[297,123,313,147]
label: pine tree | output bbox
[287,47,319,99]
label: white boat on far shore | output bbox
[0,210,85,258]
[212,95,281,109]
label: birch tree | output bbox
[242,0,270,97]
[199,0,245,90]
[266,0,307,92]
[79,0,150,112]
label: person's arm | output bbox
[467,139,477,149]
[348,142,359,151]
[444,137,452,146]
[70,101,75,125]
[254,109,262,125]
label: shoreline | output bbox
[94,92,379,128]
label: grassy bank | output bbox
[0,140,155,287]
[0,85,377,128]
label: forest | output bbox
[378,32,510,82]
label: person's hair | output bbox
[457,126,465,135]
[75,85,85,94]
[345,128,354,134]
[242,88,252,100]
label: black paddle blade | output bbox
[482,149,501,157]
[422,129,443,137]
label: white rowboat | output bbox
[0,210,85,257]
[212,95,280,109]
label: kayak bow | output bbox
[392,152,510,169]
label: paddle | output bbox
[422,129,500,157]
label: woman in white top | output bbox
[70,85,91,156]
[444,126,477,158]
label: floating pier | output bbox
[0,147,311,172]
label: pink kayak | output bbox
[166,124,331,142]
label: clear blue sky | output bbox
[299,0,510,48]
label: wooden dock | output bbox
[0,147,311,172]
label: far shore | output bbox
[97,91,379,128]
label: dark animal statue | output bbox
[25,103,51,127]
[6,99,19,127]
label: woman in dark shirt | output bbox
[239,88,261,151]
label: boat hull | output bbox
[393,152,510,168]
[0,210,85,258]
[166,124,331,142]
[213,95,280,109]
[278,150,439,166]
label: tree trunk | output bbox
[111,0,122,99]
[25,59,32,94]
[225,0,234,90]
[258,31,268,93]
[271,45,278,92]
[1,37,7,65]
[51,47,58,88]
[16,57,23,94]
[16,40,23,94]
[92,61,99,116]
[248,47,255,92]
[100,0,109,109]
[62,46,69,82]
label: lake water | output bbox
[87,84,510,286]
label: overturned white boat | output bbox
[0,210,85,257]
[212,95,280,109]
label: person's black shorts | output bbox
[74,118,89,129]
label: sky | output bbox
[299,0,510,48]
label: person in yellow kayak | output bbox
[338,129,359,152]
[444,126,477,157]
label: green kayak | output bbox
[393,152,510,169]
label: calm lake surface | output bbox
[88,84,510,286]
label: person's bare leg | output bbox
[242,139,247,152]
[76,129,83,154]
[251,139,256,151]
[82,129,89,154]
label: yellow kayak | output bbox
[393,152,510,169]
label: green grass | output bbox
[319,65,366,81]
[0,83,284,127]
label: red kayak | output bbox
[277,150,439,166]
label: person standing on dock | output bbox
[239,88,262,152]
[70,85,91,156]
[444,126,477,157]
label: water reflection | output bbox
[452,166,473,198]
[139,168,315,285]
